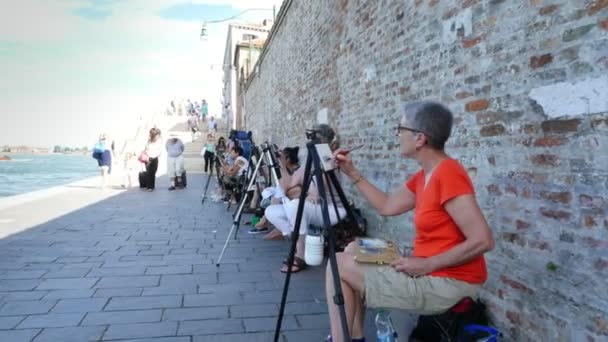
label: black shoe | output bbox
[248,227,269,235]
[168,186,176,191]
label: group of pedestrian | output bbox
[92,127,187,192]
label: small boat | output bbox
[0,155,11,161]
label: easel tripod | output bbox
[274,140,357,342]
[215,143,281,266]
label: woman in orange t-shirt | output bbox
[325,101,495,342]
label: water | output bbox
[0,154,99,197]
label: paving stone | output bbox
[192,332,277,342]
[82,309,161,325]
[37,278,98,290]
[51,298,108,313]
[0,291,48,301]
[93,288,143,298]
[0,315,25,329]
[17,312,85,328]
[162,306,228,321]
[282,329,328,342]
[33,326,106,342]
[111,338,189,342]
[0,329,41,342]
[0,270,47,279]
[105,296,182,311]
[218,271,273,283]
[42,268,90,279]
[284,302,328,315]
[87,267,147,277]
[0,279,42,291]
[0,299,57,315]
[230,303,279,318]
[178,318,244,335]
[102,321,177,340]
[244,315,300,332]
[43,289,95,299]
[95,276,159,288]
[145,266,192,275]
[296,313,330,329]
[184,293,243,307]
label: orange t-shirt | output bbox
[405,159,487,284]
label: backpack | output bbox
[232,130,253,160]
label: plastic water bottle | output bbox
[304,225,324,266]
[375,310,396,342]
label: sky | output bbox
[0,0,282,148]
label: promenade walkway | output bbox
[0,174,376,341]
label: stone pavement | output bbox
[0,174,377,341]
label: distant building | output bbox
[221,20,273,130]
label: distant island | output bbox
[1,145,90,155]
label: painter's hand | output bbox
[390,257,434,277]
[334,149,356,178]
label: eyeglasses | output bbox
[396,125,424,137]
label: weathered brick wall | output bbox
[243,1,608,340]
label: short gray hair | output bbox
[402,101,453,150]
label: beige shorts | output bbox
[167,155,184,178]
[363,265,481,315]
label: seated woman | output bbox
[220,146,249,204]
[248,146,302,237]
[265,125,347,273]
[325,101,495,341]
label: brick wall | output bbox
[243,1,608,340]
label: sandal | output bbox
[280,256,308,273]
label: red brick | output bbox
[540,208,571,220]
[516,220,530,230]
[502,233,525,247]
[541,119,581,133]
[588,0,608,15]
[463,36,483,48]
[594,258,608,271]
[600,18,608,30]
[505,184,517,195]
[539,4,559,15]
[442,8,458,20]
[455,91,472,99]
[530,154,559,166]
[530,53,554,68]
[466,98,489,111]
[582,237,608,248]
[584,216,597,227]
[540,191,572,204]
[487,184,501,195]
[500,275,534,294]
[506,311,521,324]
[533,136,568,147]
[399,86,409,94]
[480,124,506,136]
[529,240,551,251]
[454,65,467,75]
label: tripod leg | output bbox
[201,162,214,205]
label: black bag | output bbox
[331,202,367,252]
[176,170,187,188]
[138,171,147,188]
[410,297,491,342]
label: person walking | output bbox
[202,133,216,173]
[201,99,208,122]
[92,133,112,189]
[143,128,162,192]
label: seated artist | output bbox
[249,146,302,238]
[265,124,347,273]
[220,146,249,204]
[324,102,495,341]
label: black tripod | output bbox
[274,140,356,342]
[200,155,219,206]
[216,143,281,266]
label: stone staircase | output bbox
[167,118,230,174]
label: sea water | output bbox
[0,154,98,197]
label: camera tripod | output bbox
[274,140,357,342]
[215,143,282,266]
